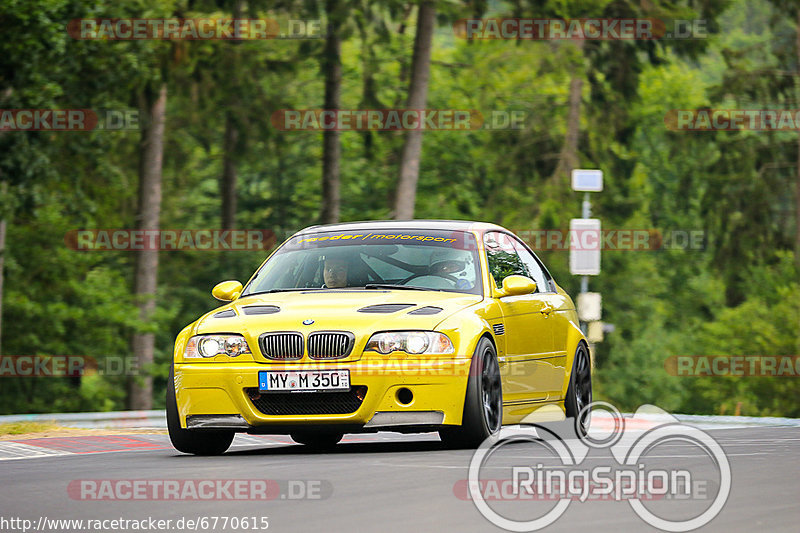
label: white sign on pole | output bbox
[569,218,601,275]
[587,321,604,343]
[571,169,603,192]
[577,292,602,322]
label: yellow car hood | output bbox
[195,289,483,337]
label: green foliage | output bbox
[0,0,797,417]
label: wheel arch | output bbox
[560,323,590,399]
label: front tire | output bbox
[440,337,502,448]
[166,365,234,455]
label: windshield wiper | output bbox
[364,284,443,292]
[246,288,327,296]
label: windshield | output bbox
[243,229,483,295]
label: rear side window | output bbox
[484,232,528,288]
[484,232,552,292]
[510,238,552,292]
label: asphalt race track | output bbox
[0,424,798,533]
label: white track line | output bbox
[0,441,72,461]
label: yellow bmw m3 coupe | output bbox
[167,220,591,454]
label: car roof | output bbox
[294,219,508,236]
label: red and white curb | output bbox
[0,434,300,461]
[0,433,393,461]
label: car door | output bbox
[485,232,554,404]
[510,237,568,400]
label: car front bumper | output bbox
[174,356,472,432]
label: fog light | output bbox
[397,388,413,405]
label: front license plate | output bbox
[258,370,350,392]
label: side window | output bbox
[484,232,527,288]
[511,238,550,292]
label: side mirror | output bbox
[499,275,537,297]
[212,280,243,302]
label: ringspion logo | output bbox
[465,403,730,531]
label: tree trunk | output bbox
[220,0,244,231]
[128,82,167,410]
[221,112,238,230]
[796,9,800,265]
[358,19,378,160]
[320,0,342,224]
[0,129,8,355]
[393,1,436,220]
[0,207,5,356]
[550,40,584,184]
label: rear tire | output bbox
[564,342,592,438]
[439,337,502,449]
[290,431,343,449]
[166,365,234,455]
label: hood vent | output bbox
[213,309,236,318]
[357,303,415,314]
[243,305,281,315]
[408,306,443,315]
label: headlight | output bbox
[365,331,454,355]
[184,334,252,358]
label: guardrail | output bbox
[0,410,798,430]
[0,410,166,429]
[664,413,800,427]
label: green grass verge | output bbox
[0,422,61,436]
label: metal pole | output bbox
[582,192,591,218]
[580,192,591,296]
[580,192,590,334]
